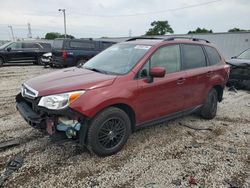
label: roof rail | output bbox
[165,37,210,43]
[126,37,164,41]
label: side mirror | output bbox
[149,67,166,78]
[6,47,11,52]
[231,56,237,59]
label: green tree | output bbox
[45,32,61,39]
[188,27,213,34]
[45,32,75,39]
[228,28,250,32]
[145,20,174,36]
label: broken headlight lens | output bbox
[38,90,85,110]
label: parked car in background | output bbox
[226,48,250,89]
[0,41,51,66]
[16,37,229,156]
[41,52,52,68]
[51,38,115,67]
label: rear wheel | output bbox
[200,88,218,119]
[0,57,4,67]
[87,107,131,156]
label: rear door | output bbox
[22,43,41,62]
[136,44,187,124]
[181,44,210,108]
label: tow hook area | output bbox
[46,117,82,139]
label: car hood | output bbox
[226,58,250,67]
[25,67,117,96]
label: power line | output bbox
[77,0,223,18]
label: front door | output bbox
[135,44,187,124]
[4,42,24,62]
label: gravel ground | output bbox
[0,65,249,188]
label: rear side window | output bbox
[22,43,40,49]
[69,41,95,49]
[40,43,52,51]
[182,44,206,70]
[53,40,64,49]
[205,46,221,65]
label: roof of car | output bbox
[121,39,164,46]
[122,37,212,46]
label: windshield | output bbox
[83,44,151,75]
[0,42,12,49]
[238,49,250,59]
[53,40,64,49]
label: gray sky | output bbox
[0,0,249,40]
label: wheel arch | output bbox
[112,103,136,132]
[88,102,136,132]
[213,85,224,102]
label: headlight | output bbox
[38,90,85,110]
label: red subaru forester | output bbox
[16,37,230,156]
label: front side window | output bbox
[83,44,151,75]
[205,46,221,65]
[182,44,206,70]
[138,45,181,78]
[7,42,22,49]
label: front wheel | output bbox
[200,88,218,119]
[87,107,131,156]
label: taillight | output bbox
[62,50,67,60]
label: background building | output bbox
[98,32,250,59]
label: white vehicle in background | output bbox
[41,52,52,68]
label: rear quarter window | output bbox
[204,46,221,65]
[69,41,95,49]
[182,44,206,70]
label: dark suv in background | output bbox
[51,38,115,67]
[0,41,52,66]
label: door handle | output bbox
[177,78,186,85]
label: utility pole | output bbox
[27,23,32,38]
[8,25,15,41]
[129,29,132,37]
[58,9,67,38]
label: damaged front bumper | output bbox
[226,62,250,89]
[16,93,88,141]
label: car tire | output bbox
[87,107,131,156]
[200,88,218,120]
[37,57,43,65]
[0,57,4,67]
